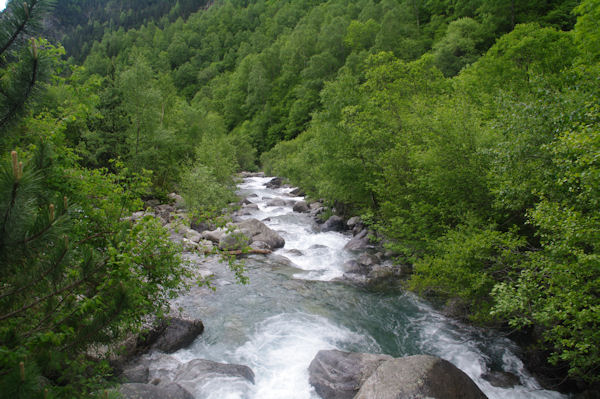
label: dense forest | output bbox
[1,0,599,396]
[44,0,213,61]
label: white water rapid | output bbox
[141,176,567,399]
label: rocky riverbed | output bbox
[110,173,566,399]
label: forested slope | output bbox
[1,0,599,396]
[43,0,212,61]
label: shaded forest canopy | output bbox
[43,0,212,61]
[1,0,599,396]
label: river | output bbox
[140,176,566,399]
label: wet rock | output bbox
[344,229,371,252]
[293,201,309,213]
[366,262,402,279]
[267,198,287,207]
[309,244,328,250]
[347,216,362,229]
[117,382,193,399]
[355,355,488,399]
[285,249,303,256]
[310,202,323,210]
[236,218,285,249]
[121,364,149,383]
[342,260,362,274]
[308,350,392,399]
[150,317,204,353]
[174,359,255,384]
[481,370,521,388]
[243,203,259,211]
[289,187,305,196]
[241,198,253,205]
[265,177,283,188]
[250,241,271,251]
[321,215,346,232]
[357,253,378,268]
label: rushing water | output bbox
[142,176,566,399]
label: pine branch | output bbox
[0,276,86,322]
[0,40,39,129]
[0,244,67,300]
[0,0,34,57]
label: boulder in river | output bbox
[265,177,283,188]
[243,203,259,211]
[354,355,488,399]
[293,200,309,213]
[236,218,285,249]
[117,382,193,399]
[309,351,488,399]
[308,350,392,399]
[289,187,305,196]
[173,359,255,384]
[321,215,346,232]
[344,229,372,252]
[347,216,362,229]
[149,317,205,354]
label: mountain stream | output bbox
[140,176,566,399]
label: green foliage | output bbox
[432,17,487,76]
[260,0,600,384]
[0,0,57,131]
[492,98,600,382]
[573,0,600,62]
[0,147,186,397]
[410,225,525,321]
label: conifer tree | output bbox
[0,0,54,130]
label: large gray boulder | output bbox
[308,350,392,399]
[293,200,309,213]
[117,383,193,399]
[344,229,371,252]
[150,317,204,353]
[265,177,283,188]
[236,218,285,249]
[174,359,255,384]
[321,215,346,232]
[202,228,227,243]
[354,355,488,399]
